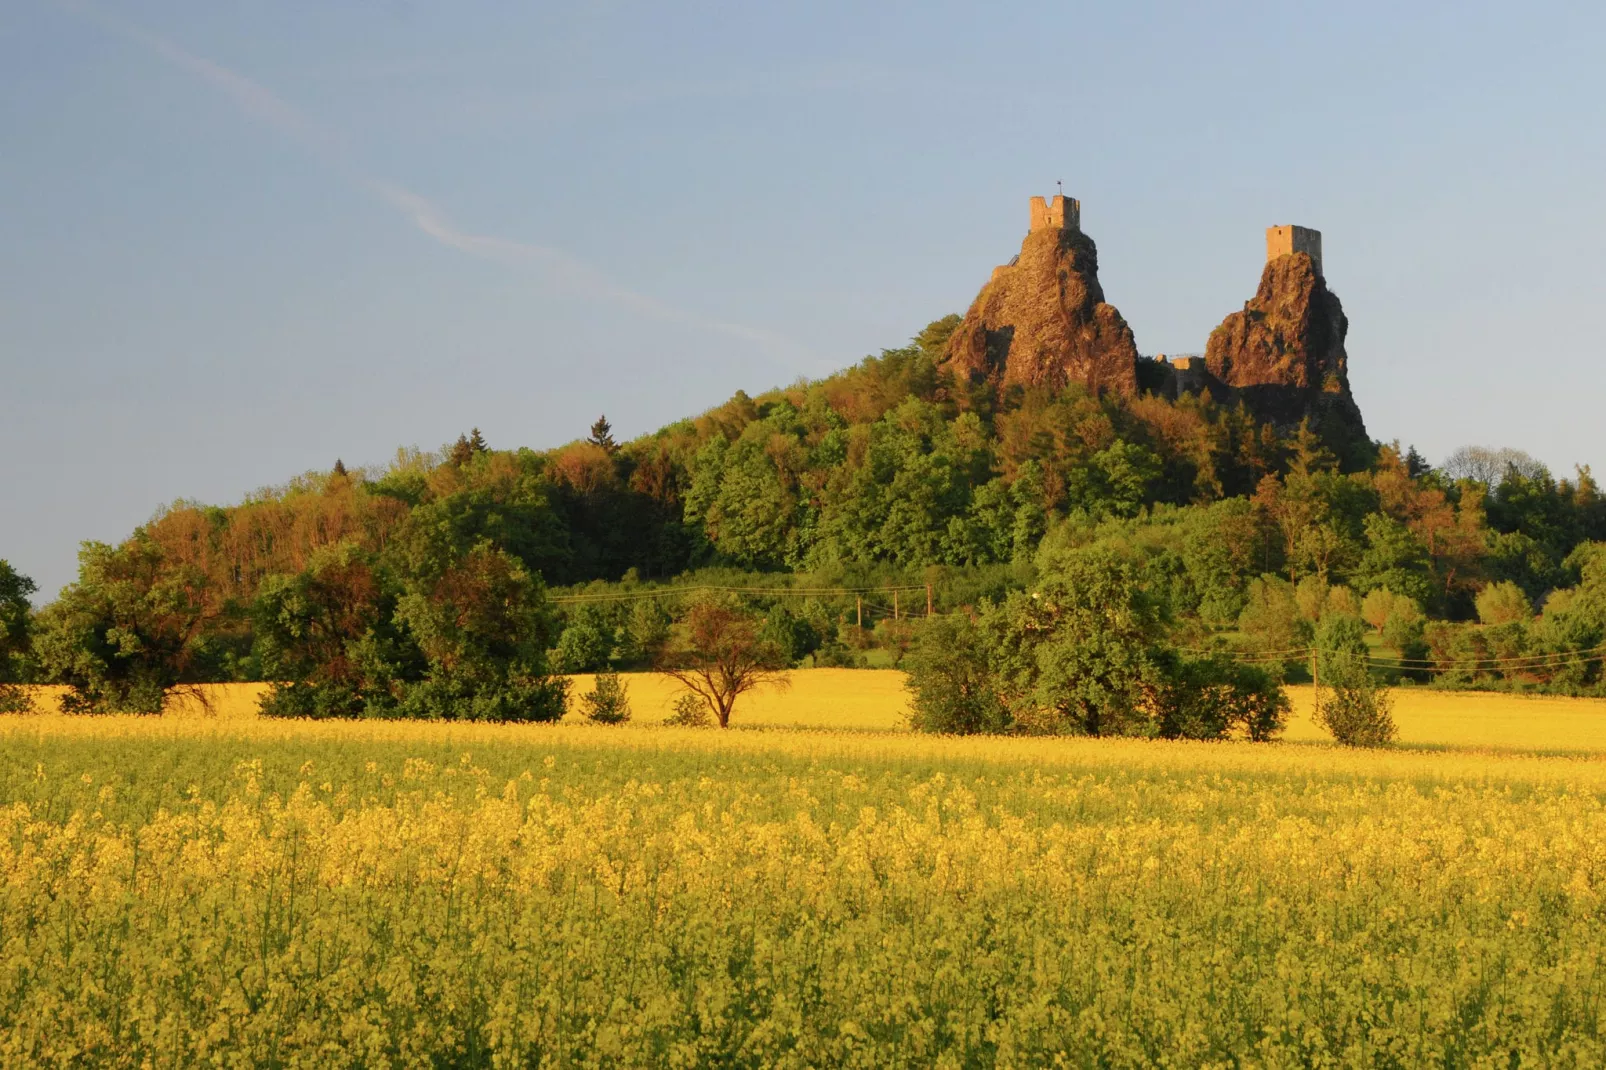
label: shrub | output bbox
[1477,581,1533,626]
[580,671,632,724]
[1154,654,1290,742]
[551,619,615,674]
[905,614,1008,734]
[665,692,711,727]
[1315,613,1395,747]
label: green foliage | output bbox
[621,599,672,666]
[1315,613,1395,746]
[254,529,567,722]
[1238,576,1312,657]
[1151,654,1290,742]
[904,614,1009,734]
[759,604,822,667]
[0,561,35,713]
[33,538,218,714]
[579,672,632,724]
[665,692,712,727]
[1476,580,1532,626]
[551,606,616,674]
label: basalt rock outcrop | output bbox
[943,195,1139,396]
[1201,226,1368,456]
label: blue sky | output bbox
[3,0,1604,598]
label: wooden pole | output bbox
[926,584,933,617]
[856,596,862,629]
[894,591,899,621]
[1311,645,1320,715]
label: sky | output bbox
[3,0,1604,599]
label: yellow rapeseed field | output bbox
[26,670,1606,751]
[5,676,1606,1064]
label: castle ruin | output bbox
[1265,225,1322,274]
[1029,194,1080,233]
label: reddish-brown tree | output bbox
[657,602,789,728]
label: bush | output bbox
[551,619,614,674]
[0,685,31,715]
[1155,655,1290,742]
[580,671,632,724]
[904,614,1009,734]
[1476,581,1533,626]
[1314,613,1395,747]
[665,692,711,727]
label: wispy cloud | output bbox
[48,0,816,367]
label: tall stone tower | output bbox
[1266,225,1322,274]
[1029,194,1080,233]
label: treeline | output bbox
[3,317,1606,721]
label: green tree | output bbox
[1152,654,1289,742]
[992,545,1171,736]
[904,613,1009,734]
[1238,576,1311,658]
[253,542,400,719]
[579,670,631,723]
[1475,580,1532,626]
[34,538,217,714]
[391,542,567,721]
[551,604,616,674]
[0,561,36,713]
[1314,613,1395,746]
[588,415,618,455]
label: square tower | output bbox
[1029,194,1081,233]
[1266,225,1322,274]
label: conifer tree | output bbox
[588,415,618,455]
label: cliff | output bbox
[943,198,1139,396]
[1203,243,1368,455]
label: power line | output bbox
[552,583,931,606]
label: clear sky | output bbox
[4,0,1604,598]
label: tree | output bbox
[991,545,1171,736]
[588,415,618,455]
[1476,580,1532,626]
[551,603,617,673]
[905,613,1009,734]
[657,601,789,728]
[34,537,218,714]
[760,603,822,666]
[579,671,632,724]
[1238,575,1311,658]
[0,561,36,713]
[253,541,397,719]
[390,541,568,721]
[1152,654,1289,742]
[621,599,672,666]
[1314,613,1395,746]
[448,429,489,467]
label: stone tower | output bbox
[1265,225,1322,274]
[1029,194,1080,233]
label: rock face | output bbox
[943,196,1139,396]
[1203,232,1368,452]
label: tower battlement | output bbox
[1266,225,1322,274]
[1029,194,1080,233]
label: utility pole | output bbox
[926,583,934,617]
[1311,646,1320,716]
[894,590,899,621]
[856,596,862,630]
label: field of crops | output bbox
[4,680,1606,1065]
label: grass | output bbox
[7,675,1606,1064]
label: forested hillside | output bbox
[5,315,1606,722]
